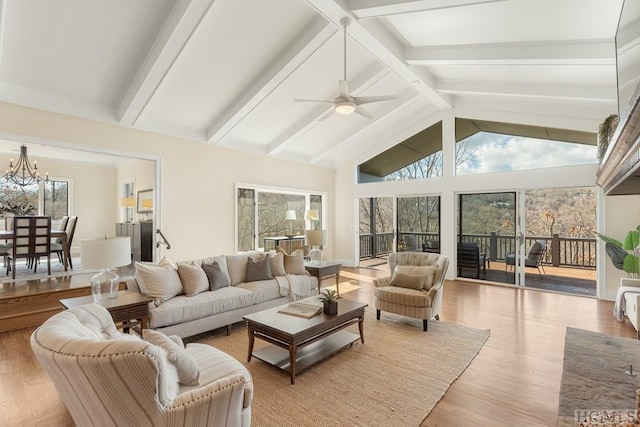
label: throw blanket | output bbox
[276,274,314,301]
[613,285,640,321]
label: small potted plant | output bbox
[319,289,338,314]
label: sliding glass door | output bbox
[397,196,440,253]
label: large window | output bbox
[42,180,69,219]
[0,178,70,220]
[236,185,326,252]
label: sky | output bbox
[455,133,598,175]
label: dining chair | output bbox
[51,216,77,269]
[8,216,52,279]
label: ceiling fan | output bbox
[294,17,397,119]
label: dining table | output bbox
[0,229,69,271]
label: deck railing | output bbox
[360,232,597,269]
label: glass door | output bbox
[458,192,519,284]
[396,196,440,253]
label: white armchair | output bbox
[30,303,252,427]
[373,252,449,331]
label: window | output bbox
[236,185,326,252]
[42,180,69,220]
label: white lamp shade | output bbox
[81,237,132,269]
[285,210,297,220]
[304,210,319,221]
[305,229,326,247]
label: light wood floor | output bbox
[1,267,636,427]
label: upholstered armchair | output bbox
[373,252,449,331]
[30,303,252,427]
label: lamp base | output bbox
[309,248,323,263]
[91,269,119,302]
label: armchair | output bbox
[373,252,449,331]
[505,240,547,277]
[30,303,252,427]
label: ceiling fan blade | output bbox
[338,80,350,99]
[293,98,334,103]
[354,106,373,119]
[353,95,398,105]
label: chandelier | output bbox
[4,145,48,186]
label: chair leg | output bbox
[68,251,73,269]
[376,309,380,320]
[423,319,428,331]
[11,257,15,279]
[47,255,51,276]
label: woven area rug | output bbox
[557,327,640,426]
[190,308,490,427]
[0,256,98,284]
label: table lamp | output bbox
[285,209,296,237]
[142,198,153,221]
[305,229,326,263]
[120,197,135,222]
[81,236,132,302]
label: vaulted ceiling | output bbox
[0,0,623,168]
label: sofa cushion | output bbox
[143,329,200,386]
[148,286,256,329]
[177,263,209,297]
[246,254,273,282]
[374,286,431,307]
[135,261,183,304]
[269,251,286,276]
[283,250,306,275]
[236,279,281,305]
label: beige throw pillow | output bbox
[269,251,286,276]
[283,249,306,275]
[390,271,425,290]
[135,262,183,304]
[394,265,437,290]
[177,263,209,297]
[135,256,177,295]
[143,329,200,386]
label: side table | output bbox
[304,261,342,296]
[60,290,152,334]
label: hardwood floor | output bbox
[0,267,635,427]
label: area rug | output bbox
[190,309,490,427]
[557,327,640,426]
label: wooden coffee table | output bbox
[244,296,367,384]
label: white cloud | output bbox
[456,134,597,175]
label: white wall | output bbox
[0,102,335,262]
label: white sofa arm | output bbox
[167,374,248,426]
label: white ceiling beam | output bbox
[208,18,337,144]
[310,90,423,164]
[348,0,506,19]
[118,0,214,126]
[304,0,451,109]
[267,63,389,155]
[437,80,617,103]
[405,40,615,66]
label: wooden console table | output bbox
[60,290,151,333]
[304,261,342,296]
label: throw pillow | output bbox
[202,260,231,290]
[135,261,183,304]
[393,265,438,289]
[246,253,273,282]
[135,256,177,295]
[283,249,307,275]
[269,251,286,276]
[143,329,200,386]
[390,271,425,290]
[177,263,209,297]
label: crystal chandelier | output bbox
[4,145,48,186]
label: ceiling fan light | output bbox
[335,100,356,115]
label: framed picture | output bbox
[137,189,153,214]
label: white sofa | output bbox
[31,303,253,427]
[621,278,640,339]
[126,251,318,338]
